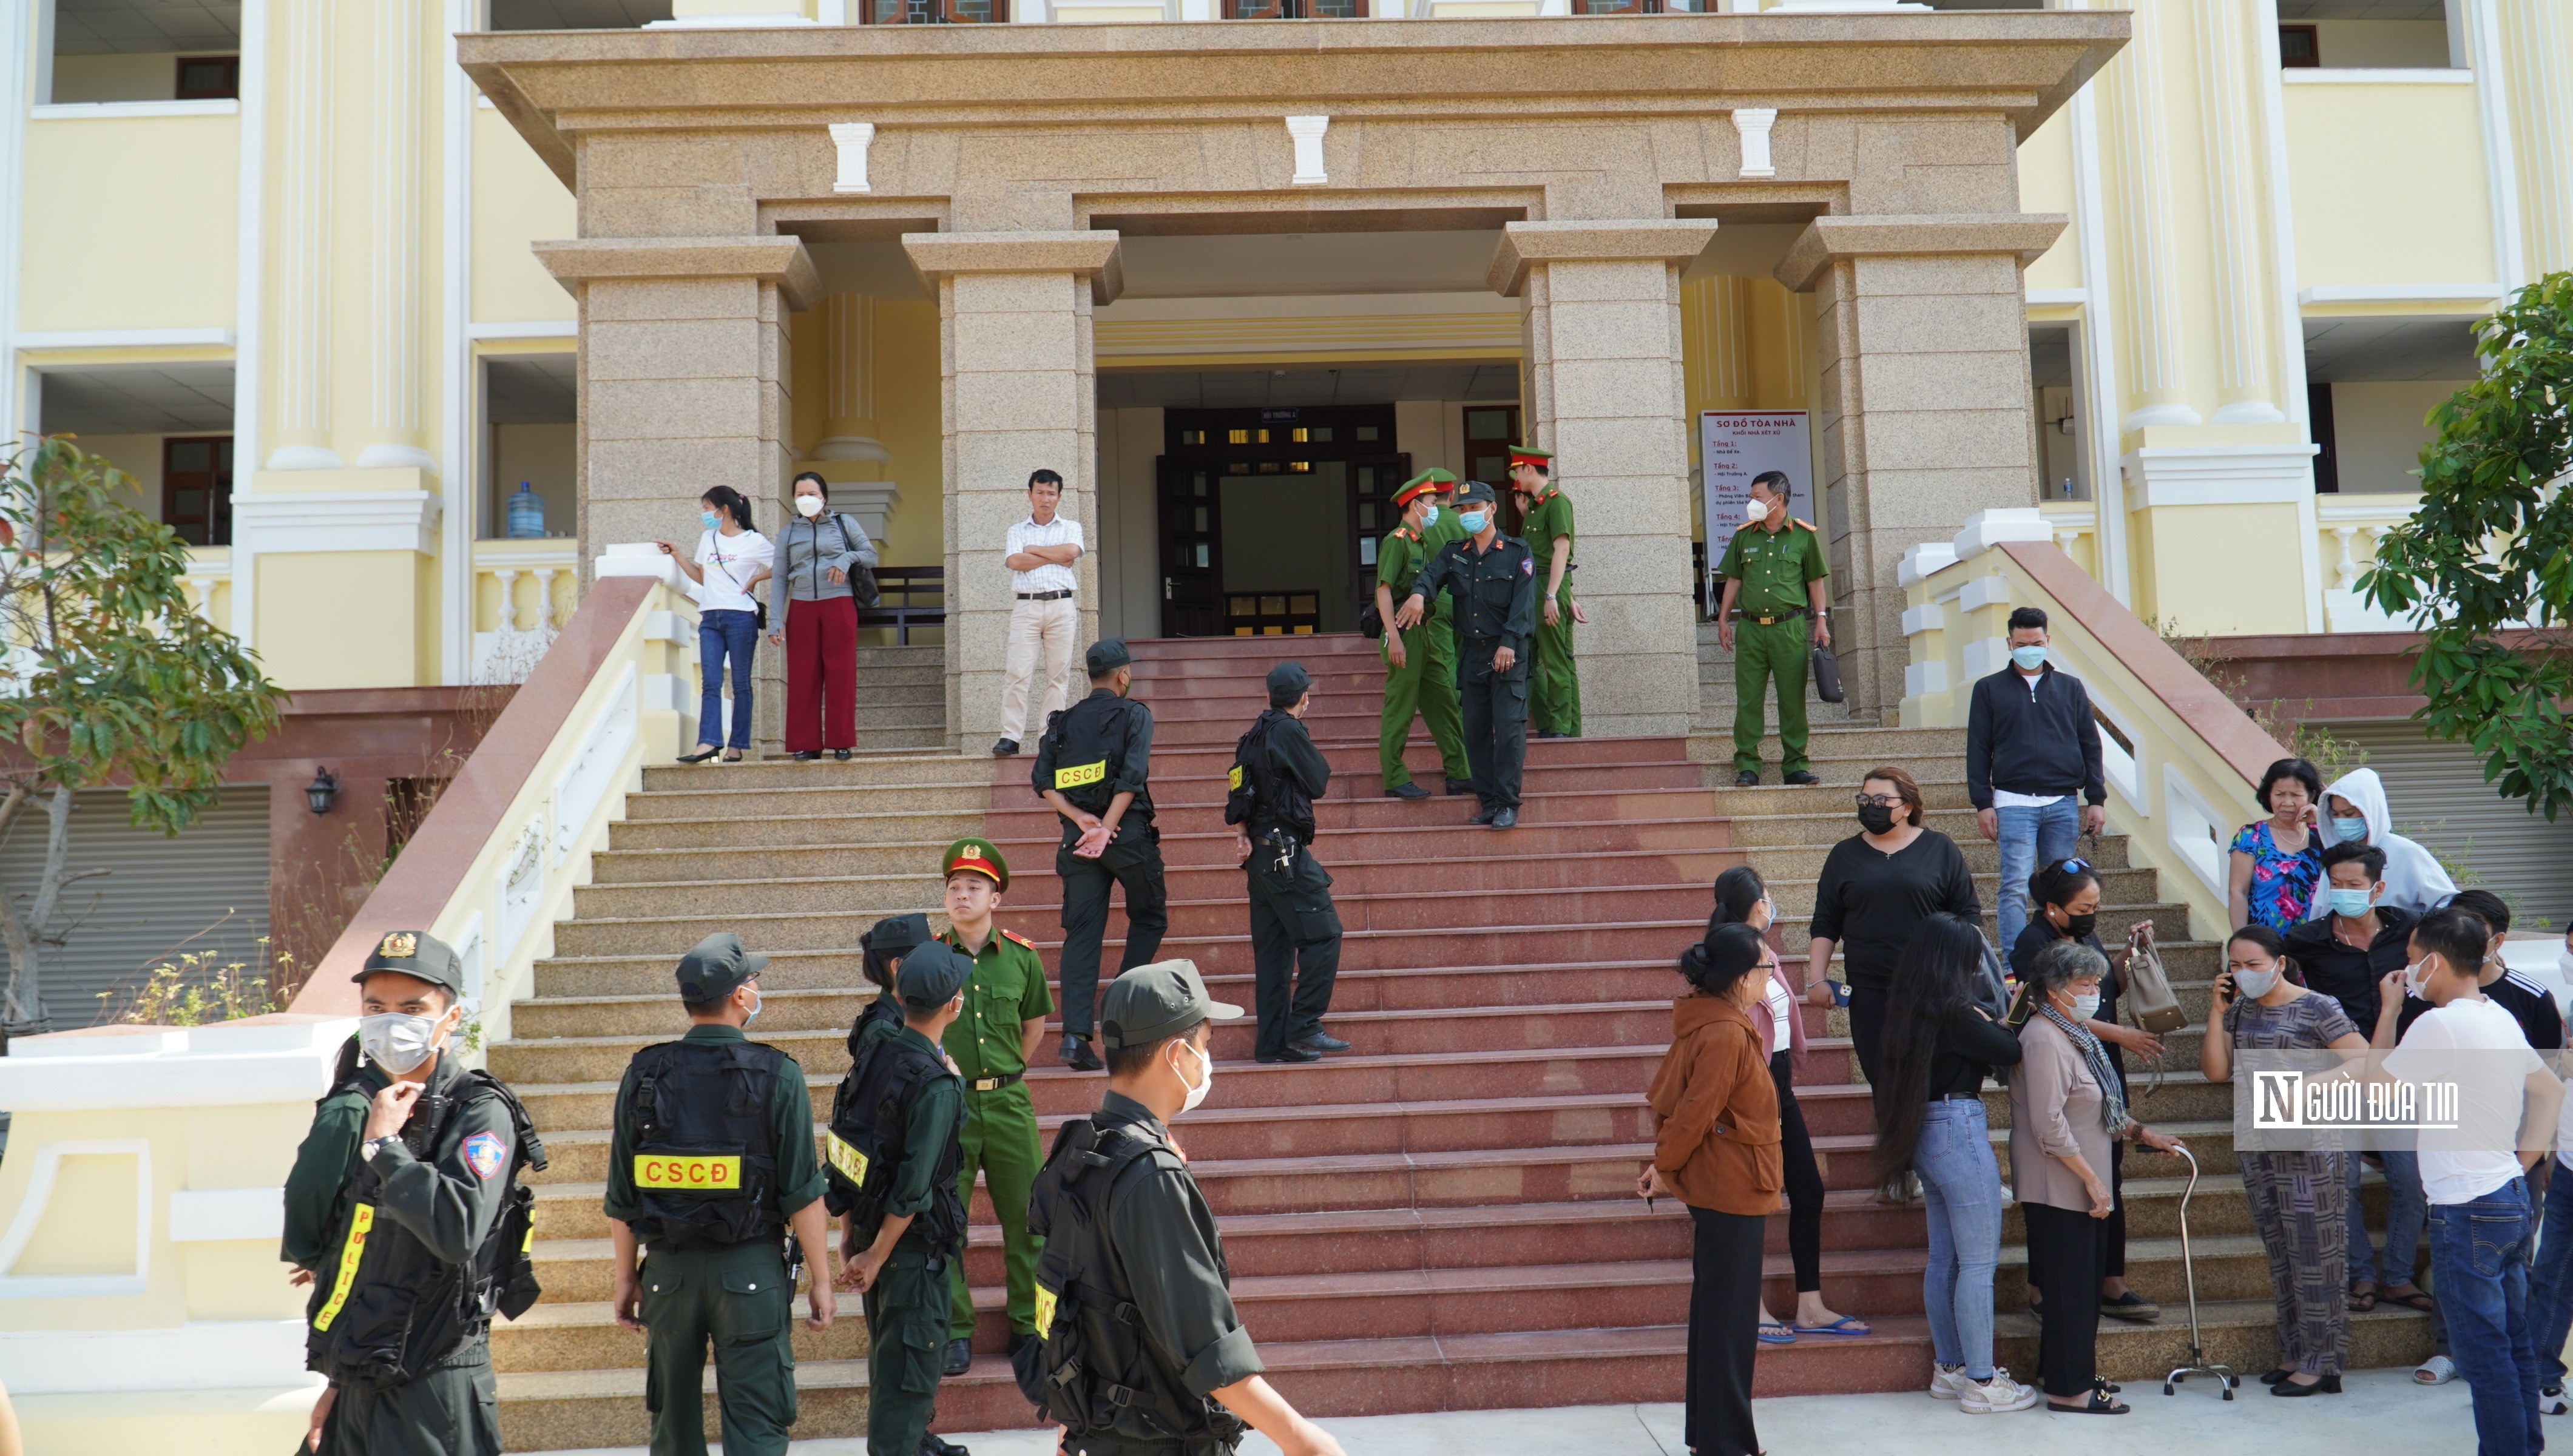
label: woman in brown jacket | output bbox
[1642,921,1784,1456]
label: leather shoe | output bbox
[1784,770,1821,786]
[1257,1045,1324,1063]
[834,747,854,761]
[1445,778,1474,796]
[1489,807,1518,829]
[992,738,1019,757]
[1293,1031,1351,1053]
[922,1435,972,1456]
[1060,1035,1104,1072]
[1469,806,1497,825]
[2270,1374,2341,1397]
[1385,781,1430,800]
[791,750,822,762]
[1734,769,1759,786]
[942,1338,974,1377]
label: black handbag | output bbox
[1810,641,1845,703]
[1358,602,1384,640]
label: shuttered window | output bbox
[0,789,272,1029]
[2319,722,2573,924]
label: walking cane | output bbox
[2163,1142,2240,1399]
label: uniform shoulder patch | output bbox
[462,1130,507,1181]
[1792,518,1818,531]
[1001,929,1038,950]
[1521,554,1535,575]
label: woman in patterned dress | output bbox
[2230,758,2325,932]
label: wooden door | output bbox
[1463,404,1521,534]
[1344,453,1410,628]
[1157,457,1224,637]
[162,436,234,547]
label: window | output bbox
[162,436,234,547]
[1575,0,1706,12]
[863,0,1011,21]
[174,55,237,100]
[46,0,243,106]
[489,0,674,27]
[2279,24,2319,67]
[1222,0,1364,15]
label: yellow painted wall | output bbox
[2330,379,2468,494]
[2286,81,2495,288]
[2018,104,2081,296]
[18,113,238,332]
[472,108,576,325]
[2130,500,2309,636]
[256,550,431,688]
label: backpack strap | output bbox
[462,1070,549,1175]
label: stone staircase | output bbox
[751,642,946,757]
[481,632,2427,1449]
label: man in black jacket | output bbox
[1231,661,1347,1064]
[1035,638,1168,1071]
[1966,606,2106,951]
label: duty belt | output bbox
[1016,589,1074,601]
[967,1071,1026,1093]
[1734,608,1807,627]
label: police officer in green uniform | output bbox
[1394,481,1539,830]
[1714,468,1831,787]
[1373,469,1471,801]
[830,942,973,1456]
[1034,638,1167,1073]
[1017,962,1348,1456]
[605,933,836,1456]
[1507,446,1581,740]
[1229,661,1347,1064]
[929,838,1053,1376]
[285,929,543,1456]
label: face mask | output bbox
[2327,886,2374,919]
[743,988,763,1025]
[2060,912,2097,941]
[1459,510,1489,536]
[701,511,721,531]
[2068,991,2101,1022]
[2404,957,2435,999]
[2233,966,2281,1000]
[1172,1039,1213,1116]
[2333,815,2369,844]
[1420,504,1439,527]
[1745,497,1770,524]
[358,1011,443,1076]
[2010,644,2047,672]
[1856,802,1897,835]
[795,494,825,519]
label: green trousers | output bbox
[865,1245,955,1456]
[1733,616,1813,775]
[948,1080,1044,1340]
[318,1340,499,1456]
[639,1240,799,1456]
[1530,587,1581,736]
[1379,617,1468,788]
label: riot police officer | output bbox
[1393,480,1538,829]
[1033,638,1168,1072]
[605,932,836,1456]
[1018,962,1348,1456]
[831,942,973,1456]
[850,912,935,1057]
[1227,661,1347,1063]
[283,929,544,1456]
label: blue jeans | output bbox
[1995,798,2082,951]
[2349,1148,2434,1289]
[2529,1159,2573,1386]
[1913,1099,2004,1380]
[697,608,759,752]
[2430,1176,2542,1456]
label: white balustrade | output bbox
[472,542,577,682]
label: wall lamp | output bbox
[306,767,340,816]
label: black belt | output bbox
[1016,590,1073,601]
[1931,1091,1983,1104]
[1734,608,1807,626]
[967,1071,1026,1093]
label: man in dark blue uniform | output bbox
[1032,638,1167,1071]
[1393,480,1539,829]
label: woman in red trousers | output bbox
[766,471,877,761]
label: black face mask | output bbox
[2060,912,2098,941]
[1856,803,1897,835]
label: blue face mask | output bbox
[1420,504,1439,527]
[1459,510,1489,535]
[2010,644,2048,672]
[701,511,721,531]
[2333,815,2368,844]
[2327,886,2374,919]
[742,988,763,1025]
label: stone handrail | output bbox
[1898,510,2288,940]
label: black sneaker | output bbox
[2099,1291,2160,1323]
[942,1337,973,1377]
[993,738,1019,757]
[1445,778,1474,797]
[1734,769,1759,787]
[1385,781,1430,800]
[1060,1034,1104,1072]
[1784,770,1821,786]
[1293,1031,1352,1053]
[1489,807,1518,829]
[1256,1045,1324,1063]
[1469,806,1498,826]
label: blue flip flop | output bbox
[1757,1322,1797,1345]
[1793,1316,1873,1336]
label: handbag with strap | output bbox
[2122,922,2189,1034]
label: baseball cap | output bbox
[353,930,464,995]
[675,932,768,1003]
[1098,960,1243,1051]
[895,940,972,1011]
[1086,639,1133,675]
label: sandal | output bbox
[2347,1286,2379,1313]
[1793,1315,1872,1336]
[1757,1322,1796,1345]
[2379,1286,2436,1312]
[2048,1391,2128,1414]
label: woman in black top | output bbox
[2007,858,2160,1324]
[1805,766,1980,1091]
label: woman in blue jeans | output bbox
[656,485,771,763]
[1873,913,2035,1413]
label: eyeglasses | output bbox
[1855,794,1903,809]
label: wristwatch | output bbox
[363,1135,398,1162]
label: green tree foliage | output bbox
[0,437,285,1031]
[2360,272,2573,823]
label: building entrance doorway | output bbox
[1155,405,1408,637]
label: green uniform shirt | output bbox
[602,1023,827,1224]
[1097,1090,1266,1398]
[879,1025,966,1229]
[1715,519,1828,616]
[1377,527,1449,621]
[282,1049,383,1270]
[1520,490,1575,592]
[942,927,1054,1082]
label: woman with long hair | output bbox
[1641,921,1782,1456]
[656,485,771,764]
[1872,913,2035,1413]
[1708,866,1865,1344]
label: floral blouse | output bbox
[2231,819,2322,932]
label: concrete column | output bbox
[796,292,901,541]
[1490,221,1716,739]
[902,231,1122,753]
[265,0,338,471]
[1777,214,2068,715]
[2191,0,2283,425]
[358,0,434,470]
[535,237,819,578]
[2498,0,2573,275]
[2095,0,2199,431]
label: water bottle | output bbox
[506,482,546,539]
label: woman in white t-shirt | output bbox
[656,486,773,763]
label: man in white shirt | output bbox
[996,469,1085,757]
[2370,906,2561,1453]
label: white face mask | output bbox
[1172,1038,1214,1116]
[795,494,825,519]
[2232,966,2282,1000]
[2068,991,2101,1022]
[1745,497,1770,524]
[358,1010,445,1076]
[2404,956,2436,999]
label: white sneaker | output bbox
[1961,1370,2040,1414]
[1929,1364,1970,1400]
[2540,1382,2568,1416]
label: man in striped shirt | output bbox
[996,468,1086,757]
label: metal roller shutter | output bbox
[2320,721,2573,926]
[0,788,274,1030]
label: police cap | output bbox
[895,940,972,1012]
[675,932,768,1004]
[1099,960,1243,1051]
[1453,479,1498,507]
[1266,661,1311,707]
[941,838,1009,892]
[353,929,464,995]
[1391,468,1456,509]
[1086,639,1133,676]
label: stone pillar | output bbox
[358,0,435,470]
[1777,214,2068,716]
[265,0,338,471]
[796,292,901,541]
[2095,0,2199,431]
[1490,220,1715,739]
[902,231,1122,753]
[534,237,819,578]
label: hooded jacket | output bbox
[2307,767,2458,920]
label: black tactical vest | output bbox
[1013,1116,1251,1449]
[303,1055,549,1392]
[620,1038,788,1251]
[1223,709,1312,844]
[1045,693,1151,821]
[822,1032,966,1252]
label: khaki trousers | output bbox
[998,595,1078,743]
